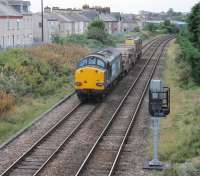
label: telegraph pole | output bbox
[41,0,44,42]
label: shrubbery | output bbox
[0,49,64,97]
[53,20,125,50]
[0,91,14,116]
[0,43,89,115]
[176,3,200,86]
[86,20,108,43]
[177,31,200,86]
[144,20,179,34]
[188,2,200,49]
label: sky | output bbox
[30,0,200,14]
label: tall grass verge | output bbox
[153,41,200,176]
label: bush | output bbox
[0,91,14,116]
[64,34,88,46]
[0,43,89,114]
[86,20,114,45]
[144,23,159,32]
[188,2,200,49]
[177,30,200,85]
[133,26,140,32]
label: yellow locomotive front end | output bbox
[75,67,105,91]
[74,55,107,101]
[125,38,135,45]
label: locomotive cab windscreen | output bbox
[75,56,106,91]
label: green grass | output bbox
[151,41,200,176]
[0,87,73,144]
[58,33,126,50]
[54,31,157,51]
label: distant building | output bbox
[8,0,33,46]
[111,12,122,32]
[0,0,33,48]
[142,20,187,30]
[0,0,23,48]
[99,13,119,34]
[8,0,30,13]
[61,12,90,34]
[52,6,82,14]
[172,20,187,28]
[33,9,91,43]
[33,12,59,42]
[80,9,99,21]
[121,14,139,32]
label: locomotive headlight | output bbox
[75,82,82,86]
[96,82,104,87]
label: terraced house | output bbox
[0,0,33,48]
[8,0,33,46]
[33,7,91,42]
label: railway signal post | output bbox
[145,80,170,170]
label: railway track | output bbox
[0,36,172,176]
[74,36,173,176]
[0,103,99,176]
[0,36,157,152]
[0,91,76,150]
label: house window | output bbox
[8,21,10,30]
[23,5,28,12]
[17,21,20,30]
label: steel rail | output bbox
[0,102,83,176]
[0,91,76,150]
[33,104,100,176]
[74,36,171,176]
[108,37,173,176]
[0,36,161,151]
[33,36,165,176]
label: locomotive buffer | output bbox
[145,80,170,170]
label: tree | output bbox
[188,2,200,49]
[87,20,108,43]
[167,8,175,16]
[82,4,89,9]
[164,20,171,27]
[144,23,158,32]
[162,20,179,34]
[134,26,140,32]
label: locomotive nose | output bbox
[75,67,105,90]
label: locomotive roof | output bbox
[89,48,121,63]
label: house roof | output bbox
[121,14,137,23]
[40,12,90,23]
[80,10,99,21]
[111,12,121,21]
[7,0,31,6]
[55,14,74,23]
[43,13,58,21]
[0,1,22,17]
[99,13,118,22]
[62,13,90,22]
[34,13,70,23]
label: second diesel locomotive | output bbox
[74,37,142,102]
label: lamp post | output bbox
[41,0,44,42]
